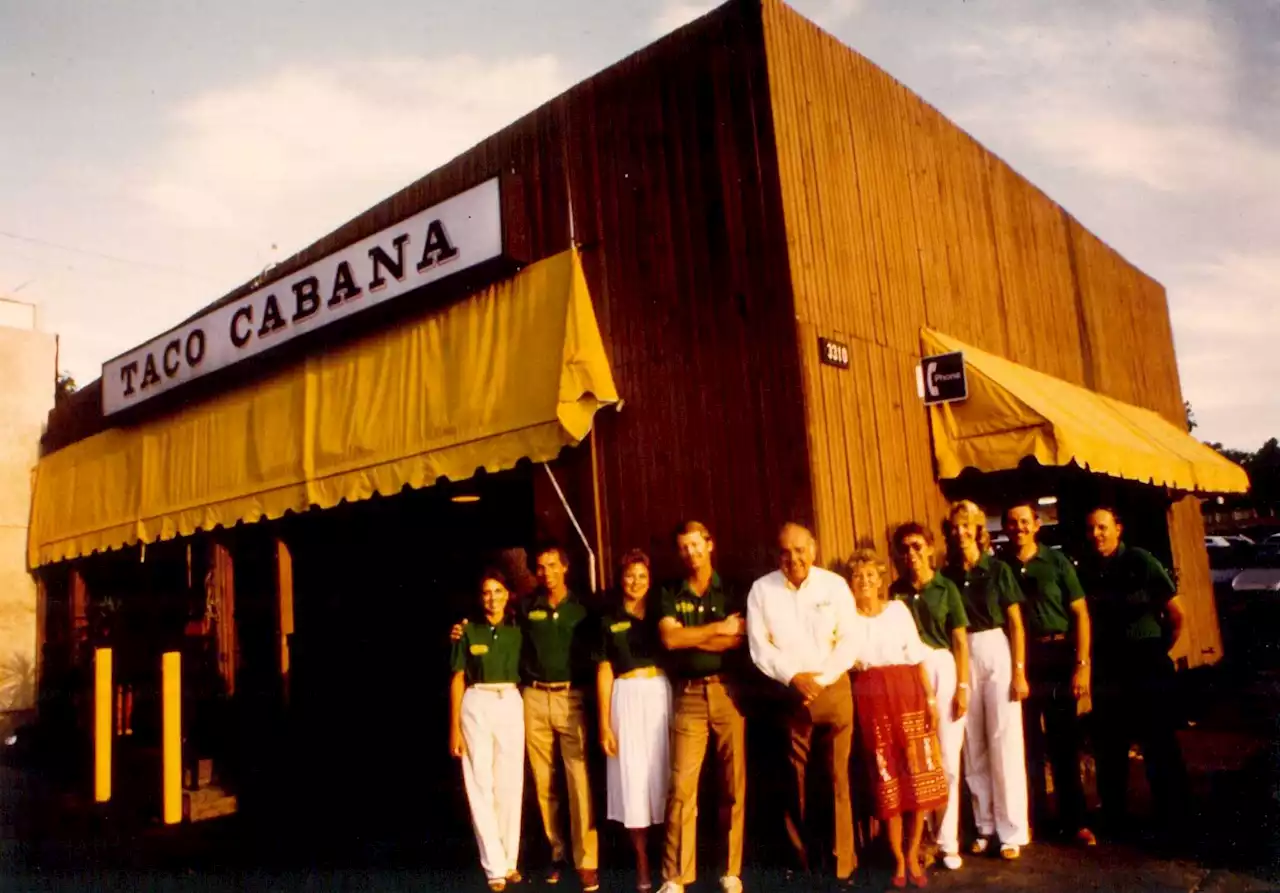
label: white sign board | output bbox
[103,178,503,416]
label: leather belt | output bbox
[1033,633,1068,644]
[528,680,573,692]
[618,666,664,681]
[471,683,518,693]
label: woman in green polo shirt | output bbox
[943,500,1031,861]
[597,549,671,893]
[450,569,526,892]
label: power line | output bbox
[0,229,222,284]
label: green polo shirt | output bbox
[519,590,594,686]
[595,606,663,676]
[1004,544,1085,637]
[451,618,522,685]
[657,572,744,679]
[890,571,969,650]
[943,554,1023,634]
[1077,543,1175,651]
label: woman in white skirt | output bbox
[944,500,1032,861]
[450,569,526,892]
[596,549,672,893]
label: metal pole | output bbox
[542,464,597,593]
[162,651,182,824]
[93,648,112,802]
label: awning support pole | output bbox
[542,463,597,594]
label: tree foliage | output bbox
[1207,437,1280,513]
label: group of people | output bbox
[447,502,1191,892]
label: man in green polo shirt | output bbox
[1076,506,1190,839]
[656,521,747,893]
[520,543,599,890]
[1002,503,1094,847]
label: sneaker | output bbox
[999,844,1021,861]
[657,883,685,893]
[941,854,963,870]
[487,881,507,892]
[579,869,600,893]
[505,870,523,885]
[969,837,990,856]
[720,877,744,893]
[545,862,566,885]
[1075,827,1097,847]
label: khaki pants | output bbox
[663,678,746,885]
[523,687,598,870]
[786,674,856,878]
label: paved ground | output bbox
[3,655,1279,892]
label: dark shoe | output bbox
[545,863,565,885]
[579,868,600,892]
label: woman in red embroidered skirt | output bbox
[847,549,948,888]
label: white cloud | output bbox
[651,0,720,37]
[139,54,567,258]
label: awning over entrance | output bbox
[921,328,1248,495]
[30,249,619,567]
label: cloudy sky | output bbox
[1,0,1275,449]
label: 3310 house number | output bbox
[819,337,850,369]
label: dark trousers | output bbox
[1093,642,1190,831]
[785,674,856,878]
[1024,637,1088,836]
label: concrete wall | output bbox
[0,319,55,721]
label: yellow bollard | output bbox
[94,648,112,802]
[162,651,182,824]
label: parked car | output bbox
[1209,543,1250,585]
[1230,543,1280,590]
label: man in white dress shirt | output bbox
[747,523,863,885]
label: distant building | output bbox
[0,298,55,735]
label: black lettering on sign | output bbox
[368,234,410,291]
[257,294,286,337]
[185,329,206,367]
[417,220,459,271]
[140,354,162,389]
[230,306,254,348]
[292,276,321,322]
[162,339,182,377]
[328,261,363,307]
[120,361,140,396]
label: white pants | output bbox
[923,646,966,856]
[461,685,526,880]
[607,674,673,828]
[964,629,1030,846]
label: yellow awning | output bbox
[30,249,619,567]
[922,328,1248,494]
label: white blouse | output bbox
[853,600,931,670]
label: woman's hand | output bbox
[600,724,618,758]
[449,619,469,643]
[951,684,969,720]
[449,725,466,759]
[926,697,940,733]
